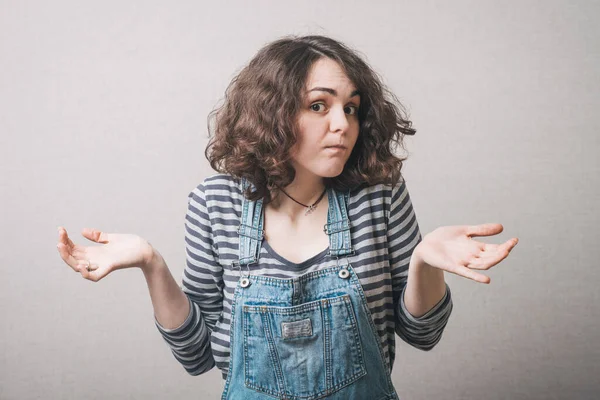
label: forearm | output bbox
[141,248,190,330]
[404,244,447,318]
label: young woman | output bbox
[57,35,518,399]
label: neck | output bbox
[271,172,326,216]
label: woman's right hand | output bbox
[57,226,155,282]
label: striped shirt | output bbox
[155,173,453,379]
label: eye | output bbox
[344,105,359,115]
[310,103,327,112]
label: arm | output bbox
[404,245,447,318]
[387,176,453,351]
[143,250,190,330]
[146,184,224,375]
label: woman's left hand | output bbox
[414,223,518,284]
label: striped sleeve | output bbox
[154,181,224,375]
[387,175,453,351]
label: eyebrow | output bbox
[307,87,360,98]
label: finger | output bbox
[57,242,80,272]
[75,258,98,270]
[77,262,105,282]
[58,227,90,272]
[85,267,107,282]
[58,227,76,249]
[466,223,504,239]
[82,228,110,244]
[57,228,80,272]
[469,235,518,263]
[506,237,519,251]
[59,227,87,259]
[467,252,507,270]
[78,263,91,279]
[468,240,517,270]
[450,264,491,284]
[481,238,518,257]
[57,227,69,248]
[484,237,518,250]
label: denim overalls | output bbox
[221,179,399,400]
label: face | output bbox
[290,58,360,180]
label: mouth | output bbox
[324,145,347,155]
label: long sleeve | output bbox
[154,182,224,375]
[387,175,453,351]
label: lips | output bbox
[325,145,347,149]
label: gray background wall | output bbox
[1,1,598,399]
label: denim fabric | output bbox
[222,179,399,400]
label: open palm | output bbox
[57,227,153,282]
[416,223,519,284]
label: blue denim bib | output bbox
[221,178,399,400]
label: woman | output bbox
[57,35,518,399]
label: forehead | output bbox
[304,58,356,91]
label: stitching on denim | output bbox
[263,311,287,394]
[220,283,241,399]
[323,298,333,390]
[243,294,348,314]
[343,295,366,371]
[352,277,391,373]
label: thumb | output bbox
[81,228,110,244]
[466,223,504,238]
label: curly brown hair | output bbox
[205,34,416,203]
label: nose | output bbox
[328,105,349,133]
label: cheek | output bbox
[295,127,323,153]
[348,125,360,147]
[293,140,319,162]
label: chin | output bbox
[316,165,346,178]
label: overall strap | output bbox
[324,187,354,258]
[237,177,264,266]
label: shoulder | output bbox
[348,175,410,222]
[186,174,243,228]
[189,173,243,201]
[349,174,406,203]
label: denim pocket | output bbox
[242,294,366,399]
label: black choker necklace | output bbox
[277,186,327,216]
